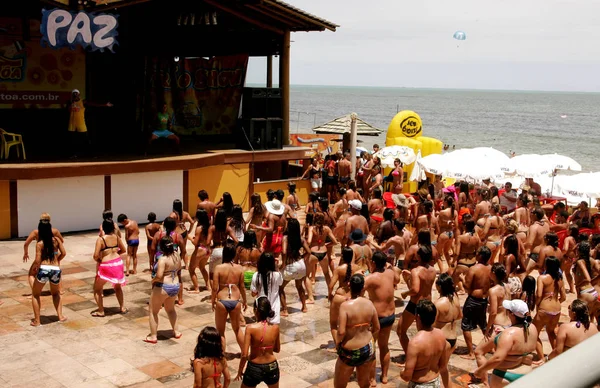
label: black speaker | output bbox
[266,88,282,118]
[266,118,283,149]
[239,118,267,150]
[242,88,267,119]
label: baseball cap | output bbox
[502,299,529,318]
[349,199,362,211]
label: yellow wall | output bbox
[188,164,250,213]
[254,179,312,206]
[0,181,10,239]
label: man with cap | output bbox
[472,299,537,385]
[252,199,286,256]
[67,88,112,158]
[344,199,369,247]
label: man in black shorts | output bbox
[460,246,492,360]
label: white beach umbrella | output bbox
[374,145,417,167]
[555,172,600,199]
[409,150,426,182]
[542,153,582,171]
[444,148,507,181]
[417,153,450,176]
[505,153,581,177]
[356,146,369,156]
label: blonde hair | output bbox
[40,213,51,222]
[506,219,518,234]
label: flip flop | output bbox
[143,336,157,344]
[91,311,105,317]
[120,308,129,314]
[174,332,183,339]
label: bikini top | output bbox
[154,254,179,280]
[494,330,532,357]
[211,359,221,388]
[100,236,119,251]
[253,321,274,351]
[392,170,400,176]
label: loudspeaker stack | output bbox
[239,87,283,150]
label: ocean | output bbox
[289,86,600,172]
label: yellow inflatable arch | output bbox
[386,110,443,193]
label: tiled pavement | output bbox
[0,224,570,387]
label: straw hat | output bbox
[392,194,408,208]
[265,199,284,215]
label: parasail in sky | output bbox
[453,31,467,41]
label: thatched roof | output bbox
[312,113,382,136]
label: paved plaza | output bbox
[0,218,567,387]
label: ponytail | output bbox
[342,247,353,283]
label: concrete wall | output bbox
[0,181,10,239]
[187,164,250,214]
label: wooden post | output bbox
[350,113,358,179]
[280,30,290,145]
[267,55,273,88]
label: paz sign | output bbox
[41,9,118,52]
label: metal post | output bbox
[350,113,358,179]
[280,30,290,145]
[266,55,273,88]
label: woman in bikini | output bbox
[538,232,562,275]
[301,157,322,194]
[412,200,439,248]
[92,220,128,317]
[212,241,246,351]
[190,209,211,293]
[512,195,530,235]
[286,182,299,212]
[171,199,194,244]
[208,209,238,280]
[391,158,404,194]
[328,248,358,346]
[482,204,505,260]
[574,242,600,320]
[23,213,64,292]
[192,326,231,388]
[280,219,312,315]
[145,236,183,343]
[235,297,280,388]
[458,181,474,213]
[562,225,579,294]
[305,192,321,215]
[437,196,458,269]
[247,193,267,245]
[485,264,512,337]
[473,188,492,228]
[403,229,438,287]
[433,273,462,359]
[237,230,262,290]
[549,299,598,360]
[361,153,374,198]
[368,160,384,199]
[473,299,538,387]
[368,188,385,236]
[334,274,380,388]
[503,234,528,299]
[30,220,67,326]
[490,185,500,206]
[308,213,338,292]
[532,256,565,364]
[229,205,246,243]
[452,219,481,294]
[150,217,187,305]
[217,192,235,218]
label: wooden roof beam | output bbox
[246,4,299,28]
[204,0,284,35]
[264,0,334,31]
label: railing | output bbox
[508,333,600,387]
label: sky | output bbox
[246,0,600,92]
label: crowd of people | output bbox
[20,149,600,388]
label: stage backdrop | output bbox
[290,134,341,165]
[0,18,86,108]
[146,55,248,136]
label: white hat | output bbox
[349,199,362,211]
[392,194,408,208]
[265,199,284,215]
[72,89,80,95]
[502,299,529,318]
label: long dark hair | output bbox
[195,209,210,237]
[569,224,580,239]
[254,296,275,322]
[230,205,244,233]
[214,209,227,232]
[521,276,536,312]
[251,193,264,216]
[257,252,276,296]
[286,219,302,260]
[38,220,54,259]
[172,199,183,220]
[159,236,175,256]
[545,232,559,249]
[417,228,431,246]
[504,234,519,259]
[571,299,591,330]
[241,230,258,249]
[545,256,562,293]
[314,212,325,235]
[163,217,176,235]
[102,219,115,234]
[436,273,456,301]
[491,263,507,285]
[194,326,223,360]
[578,241,592,276]
[342,247,354,283]
[445,195,455,219]
[222,192,234,216]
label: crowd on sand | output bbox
[20,145,600,388]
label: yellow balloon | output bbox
[387,110,423,139]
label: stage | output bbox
[0,145,314,239]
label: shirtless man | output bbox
[252,199,287,257]
[346,180,363,202]
[401,300,450,388]
[550,210,569,232]
[411,201,439,246]
[117,214,140,275]
[364,252,400,384]
[460,246,492,360]
[525,208,550,275]
[397,245,437,356]
[332,188,348,222]
[338,151,352,188]
[196,190,217,221]
[275,189,296,219]
[369,219,408,269]
[344,200,369,247]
